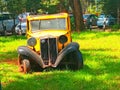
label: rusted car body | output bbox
[17,13,83,73]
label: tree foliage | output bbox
[7,0,26,14]
[0,0,7,12]
[26,0,41,14]
[102,0,120,17]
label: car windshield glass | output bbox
[83,14,89,19]
[31,18,66,31]
[2,14,13,20]
[98,14,105,18]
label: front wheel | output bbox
[76,51,83,69]
[61,51,83,70]
[20,59,31,73]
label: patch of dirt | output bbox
[0,59,18,65]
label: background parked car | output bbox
[15,12,30,35]
[97,14,116,28]
[83,14,98,28]
[0,12,19,35]
[15,21,27,35]
[18,12,30,22]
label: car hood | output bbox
[30,30,68,38]
[17,22,26,26]
[97,18,104,21]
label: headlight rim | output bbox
[59,35,68,44]
[27,37,37,47]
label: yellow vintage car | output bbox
[17,13,83,73]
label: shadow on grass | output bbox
[2,47,120,90]
[1,31,120,90]
[2,63,120,90]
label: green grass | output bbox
[1,31,120,90]
[0,35,26,61]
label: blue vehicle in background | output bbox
[0,12,19,35]
[83,14,98,28]
[97,14,116,28]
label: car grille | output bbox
[40,38,58,65]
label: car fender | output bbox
[17,46,45,68]
[52,42,80,67]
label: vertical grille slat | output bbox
[40,39,49,60]
[40,38,58,65]
[49,38,57,64]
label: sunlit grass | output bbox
[1,31,120,90]
[0,35,26,61]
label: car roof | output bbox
[83,14,95,19]
[0,12,12,14]
[27,13,69,20]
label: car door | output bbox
[109,15,115,25]
[91,15,97,26]
[2,14,14,31]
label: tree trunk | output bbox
[69,0,85,32]
[117,5,120,24]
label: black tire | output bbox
[11,24,17,34]
[1,31,4,36]
[1,30,7,36]
[76,51,83,69]
[98,26,103,29]
[3,26,7,36]
[3,30,7,36]
[22,59,31,73]
[59,51,83,71]
[68,51,83,70]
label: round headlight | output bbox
[27,37,37,47]
[59,35,68,44]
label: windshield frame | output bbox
[30,18,67,32]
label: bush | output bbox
[111,24,120,31]
[70,15,75,31]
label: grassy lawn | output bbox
[0,35,26,61]
[0,31,120,90]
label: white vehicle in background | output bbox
[15,21,27,35]
[15,12,30,35]
[18,12,30,22]
[97,14,116,28]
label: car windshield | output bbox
[31,18,66,31]
[2,14,13,20]
[31,18,66,32]
[83,14,90,19]
[0,14,13,20]
[98,14,105,18]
